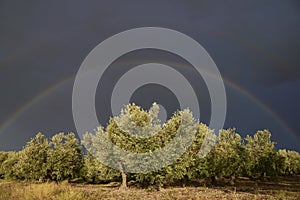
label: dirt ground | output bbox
[0,176,299,200]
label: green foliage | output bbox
[106,103,165,153]
[82,125,120,183]
[244,130,279,177]
[14,133,49,180]
[134,108,199,188]
[182,123,215,180]
[0,152,9,178]
[82,154,120,183]
[277,149,300,175]
[1,103,300,189]
[0,151,20,179]
[0,132,83,181]
[47,132,83,181]
[206,128,246,179]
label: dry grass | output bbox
[0,181,89,200]
[0,176,299,200]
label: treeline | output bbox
[0,103,299,189]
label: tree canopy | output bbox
[0,103,299,189]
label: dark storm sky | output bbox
[0,0,300,151]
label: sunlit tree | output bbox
[14,133,49,180]
[244,130,278,177]
[47,132,83,181]
[205,128,245,184]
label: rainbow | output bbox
[0,62,299,144]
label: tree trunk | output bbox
[229,173,236,185]
[118,161,127,190]
[211,175,216,186]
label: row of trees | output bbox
[0,103,300,189]
[0,133,83,181]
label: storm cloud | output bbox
[0,0,299,151]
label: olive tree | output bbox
[47,132,83,181]
[83,103,200,189]
[0,151,9,178]
[206,128,245,184]
[277,149,300,175]
[244,130,278,177]
[14,133,49,180]
[134,108,199,189]
[1,151,20,179]
[83,103,163,189]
